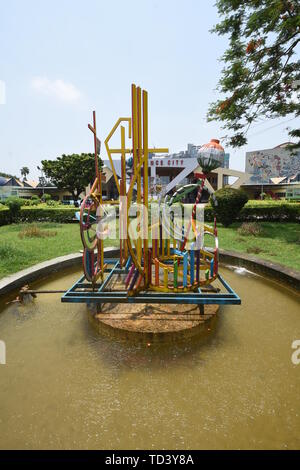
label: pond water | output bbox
[0,266,299,450]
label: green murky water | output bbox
[0,266,299,449]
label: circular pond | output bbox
[0,266,299,450]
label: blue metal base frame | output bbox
[61,258,241,306]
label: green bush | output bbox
[4,197,24,222]
[0,206,78,226]
[210,188,249,227]
[31,195,40,206]
[3,197,30,207]
[41,193,52,203]
[19,206,77,224]
[21,199,31,206]
[21,198,38,206]
[45,199,58,206]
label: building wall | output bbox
[246,146,300,183]
[0,185,73,201]
[242,183,300,200]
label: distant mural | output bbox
[246,147,300,183]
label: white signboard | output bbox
[150,157,198,168]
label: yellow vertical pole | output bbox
[131,84,138,175]
[167,238,170,257]
[131,84,140,264]
[131,84,141,264]
[121,125,127,264]
[143,89,149,286]
[136,86,142,265]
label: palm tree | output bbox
[20,166,29,181]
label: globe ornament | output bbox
[197,138,224,174]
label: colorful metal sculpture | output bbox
[62,85,240,309]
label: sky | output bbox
[0,0,299,180]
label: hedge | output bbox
[204,202,300,223]
[0,202,299,226]
[238,202,300,222]
[0,206,77,226]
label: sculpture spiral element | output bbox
[80,195,99,251]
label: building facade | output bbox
[148,156,247,200]
[0,176,74,202]
[246,142,300,183]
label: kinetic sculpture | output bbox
[62,85,240,309]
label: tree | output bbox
[210,188,249,227]
[208,0,300,149]
[41,153,103,201]
[20,167,29,181]
[0,171,17,179]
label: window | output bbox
[160,176,170,185]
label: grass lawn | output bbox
[214,222,300,271]
[0,222,119,279]
[0,221,299,279]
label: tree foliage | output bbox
[208,0,300,148]
[0,171,17,179]
[41,153,103,199]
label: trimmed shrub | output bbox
[210,188,248,227]
[31,195,40,206]
[0,206,77,226]
[4,197,23,222]
[0,208,8,226]
[0,200,299,227]
[21,199,33,206]
[19,206,77,224]
[20,198,43,206]
[45,199,58,206]
[240,201,300,222]
[4,197,28,207]
[41,193,52,203]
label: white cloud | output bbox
[31,77,81,103]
